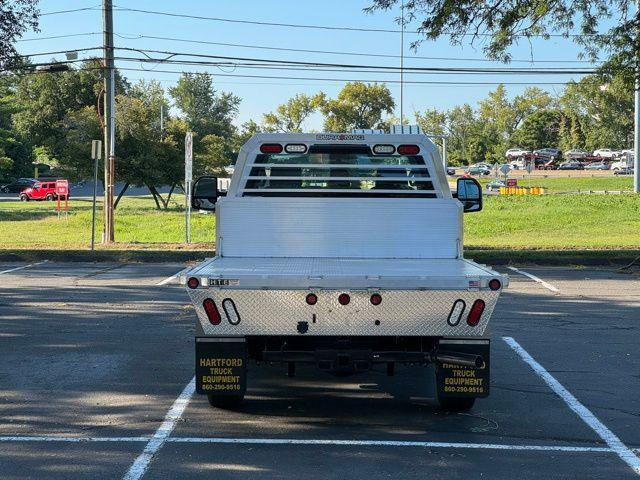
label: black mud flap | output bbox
[196,337,247,396]
[435,340,490,398]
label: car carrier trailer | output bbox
[185,128,507,411]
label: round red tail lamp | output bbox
[306,293,318,305]
[338,293,351,306]
[187,277,199,289]
[370,293,382,306]
[488,279,502,291]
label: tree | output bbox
[169,72,240,139]
[262,93,323,132]
[366,1,636,82]
[559,75,633,150]
[319,82,395,132]
[511,110,561,151]
[0,0,39,69]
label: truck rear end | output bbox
[186,130,506,411]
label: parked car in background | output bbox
[19,180,67,201]
[565,149,589,160]
[557,161,584,170]
[614,167,634,175]
[466,164,492,176]
[584,161,610,170]
[611,153,634,172]
[505,148,530,159]
[486,179,506,192]
[593,148,616,159]
[0,178,37,193]
[446,166,456,176]
[534,147,562,161]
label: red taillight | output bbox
[260,143,283,154]
[488,279,501,291]
[187,277,199,289]
[338,293,350,305]
[306,293,318,305]
[397,144,420,155]
[203,298,221,325]
[467,299,485,326]
[370,293,382,305]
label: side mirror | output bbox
[191,176,222,212]
[455,177,483,212]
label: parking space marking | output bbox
[507,266,559,292]
[156,267,188,286]
[0,261,47,275]
[503,336,640,476]
[0,435,613,453]
[166,437,612,452]
[0,436,148,442]
[122,377,195,480]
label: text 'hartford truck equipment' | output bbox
[184,128,507,411]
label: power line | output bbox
[111,6,612,38]
[114,47,596,74]
[115,66,594,86]
[17,32,100,43]
[114,56,593,76]
[114,32,595,64]
[40,6,100,16]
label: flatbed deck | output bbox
[187,257,502,290]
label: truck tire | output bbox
[46,193,54,201]
[437,395,476,412]
[207,394,244,409]
[19,194,29,202]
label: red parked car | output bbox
[19,180,68,201]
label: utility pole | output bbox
[399,1,404,125]
[635,0,640,192]
[102,0,116,242]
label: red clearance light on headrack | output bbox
[373,144,395,155]
[203,298,221,325]
[285,144,307,153]
[306,293,318,305]
[260,143,283,154]
[397,144,420,155]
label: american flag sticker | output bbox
[468,280,480,288]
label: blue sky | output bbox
[18,0,596,130]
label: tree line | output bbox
[0,60,633,207]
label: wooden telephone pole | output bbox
[102,0,115,242]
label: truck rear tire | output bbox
[207,394,244,409]
[437,395,476,412]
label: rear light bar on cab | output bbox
[260,143,283,154]
[397,144,420,155]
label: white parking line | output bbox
[0,435,612,453]
[122,377,195,480]
[503,336,640,476]
[0,261,47,275]
[156,267,188,286]
[0,436,148,442]
[507,266,559,292]
[166,437,612,452]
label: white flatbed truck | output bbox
[185,129,507,411]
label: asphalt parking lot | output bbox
[0,261,639,479]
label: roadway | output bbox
[0,261,638,479]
